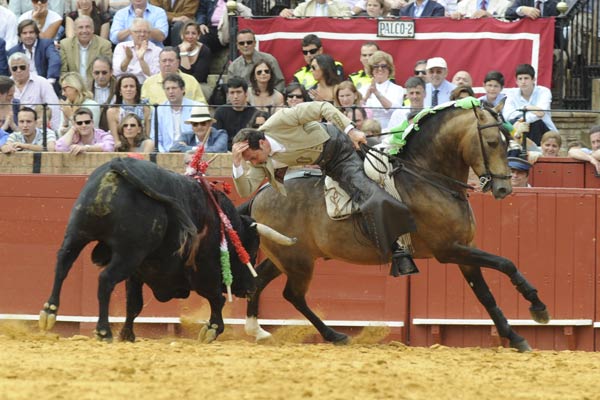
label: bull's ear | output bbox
[494,97,506,114]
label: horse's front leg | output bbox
[245,258,281,342]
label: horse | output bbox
[241,100,550,352]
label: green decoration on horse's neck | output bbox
[387,97,482,155]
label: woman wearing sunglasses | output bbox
[59,72,101,134]
[283,83,310,108]
[116,112,153,152]
[55,107,114,154]
[308,54,340,103]
[248,59,284,113]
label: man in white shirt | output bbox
[0,6,19,49]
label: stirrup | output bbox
[390,250,419,276]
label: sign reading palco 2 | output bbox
[377,20,415,38]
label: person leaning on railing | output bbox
[55,107,114,155]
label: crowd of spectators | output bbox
[0,0,589,170]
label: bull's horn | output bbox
[253,223,297,246]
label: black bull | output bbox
[39,158,290,342]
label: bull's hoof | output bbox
[94,329,113,343]
[119,328,136,343]
[510,338,532,353]
[530,306,550,324]
[198,323,219,344]
[39,303,58,331]
[324,330,349,345]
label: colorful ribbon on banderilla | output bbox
[185,145,257,302]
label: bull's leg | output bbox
[439,244,550,352]
[245,259,282,342]
[458,265,530,352]
[198,294,226,343]
[95,252,144,342]
[40,237,88,331]
[119,276,144,342]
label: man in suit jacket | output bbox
[395,0,445,17]
[279,0,352,17]
[451,0,511,18]
[7,19,61,88]
[149,0,198,46]
[505,0,559,19]
[60,16,113,85]
[0,39,8,76]
[231,101,419,276]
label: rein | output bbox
[472,107,512,191]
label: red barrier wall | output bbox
[0,175,598,350]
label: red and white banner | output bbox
[238,17,555,90]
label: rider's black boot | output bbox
[390,248,419,277]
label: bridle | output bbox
[472,106,511,192]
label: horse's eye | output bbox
[486,140,499,148]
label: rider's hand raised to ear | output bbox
[348,128,367,150]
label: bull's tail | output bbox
[107,158,198,254]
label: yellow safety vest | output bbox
[349,70,372,92]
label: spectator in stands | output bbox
[60,16,113,85]
[283,82,311,107]
[293,34,344,90]
[0,77,17,133]
[149,0,197,46]
[413,59,429,83]
[107,0,130,15]
[9,52,60,131]
[248,110,270,129]
[308,54,341,103]
[0,5,19,49]
[178,21,212,84]
[214,76,256,150]
[109,0,168,46]
[507,156,532,187]
[59,72,101,133]
[65,0,111,40]
[568,125,600,173]
[349,42,379,92]
[357,0,390,16]
[195,0,252,54]
[451,70,473,87]
[334,81,363,110]
[505,0,559,20]
[363,118,382,145]
[56,107,115,153]
[424,57,455,108]
[90,55,116,132]
[1,106,56,153]
[539,131,562,157]
[228,29,285,93]
[394,0,445,17]
[388,76,425,129]
[503,63,556,145]
[115,112,154,152]
[35,103,53,131]
[8,20,61,89]
[170,104,227,153]
[0,39,7,78]
[150,73,199,152]
[17,0,63,40]
[478,70,506,107]
[9,0,71,18]
[450,0,511,19]
[450,85,475,100]
[107,73,151,145]
[345,106,367,130]
[112,18,161,83]
[248,59,284,113]
[360,50,404,128]
[141,46,207,105]
[279,0,351,17]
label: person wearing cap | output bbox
[395,0,445,16]
[424,57,456,108]
[170,105,228,153]
[508,156,532,188]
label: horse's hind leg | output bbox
[458,265,531,352]
[245,259,282,341]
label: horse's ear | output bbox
[494,97,507,114]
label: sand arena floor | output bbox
[1,321,599,400]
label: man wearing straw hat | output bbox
[170,105,228,153]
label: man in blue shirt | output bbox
[109,0,169,46]
[424,57,456,108]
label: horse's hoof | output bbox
[245,317,272,342]
[39,309,56,331]
[530,307,551,324]
[510,339,532,352]
[325,331,349,345]
[94,329,113,343]
[198,323,218,344]
[255,329,273,342]
[119,329,136,343]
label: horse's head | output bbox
[465,101,512,199]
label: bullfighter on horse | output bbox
[231,101,418,275]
